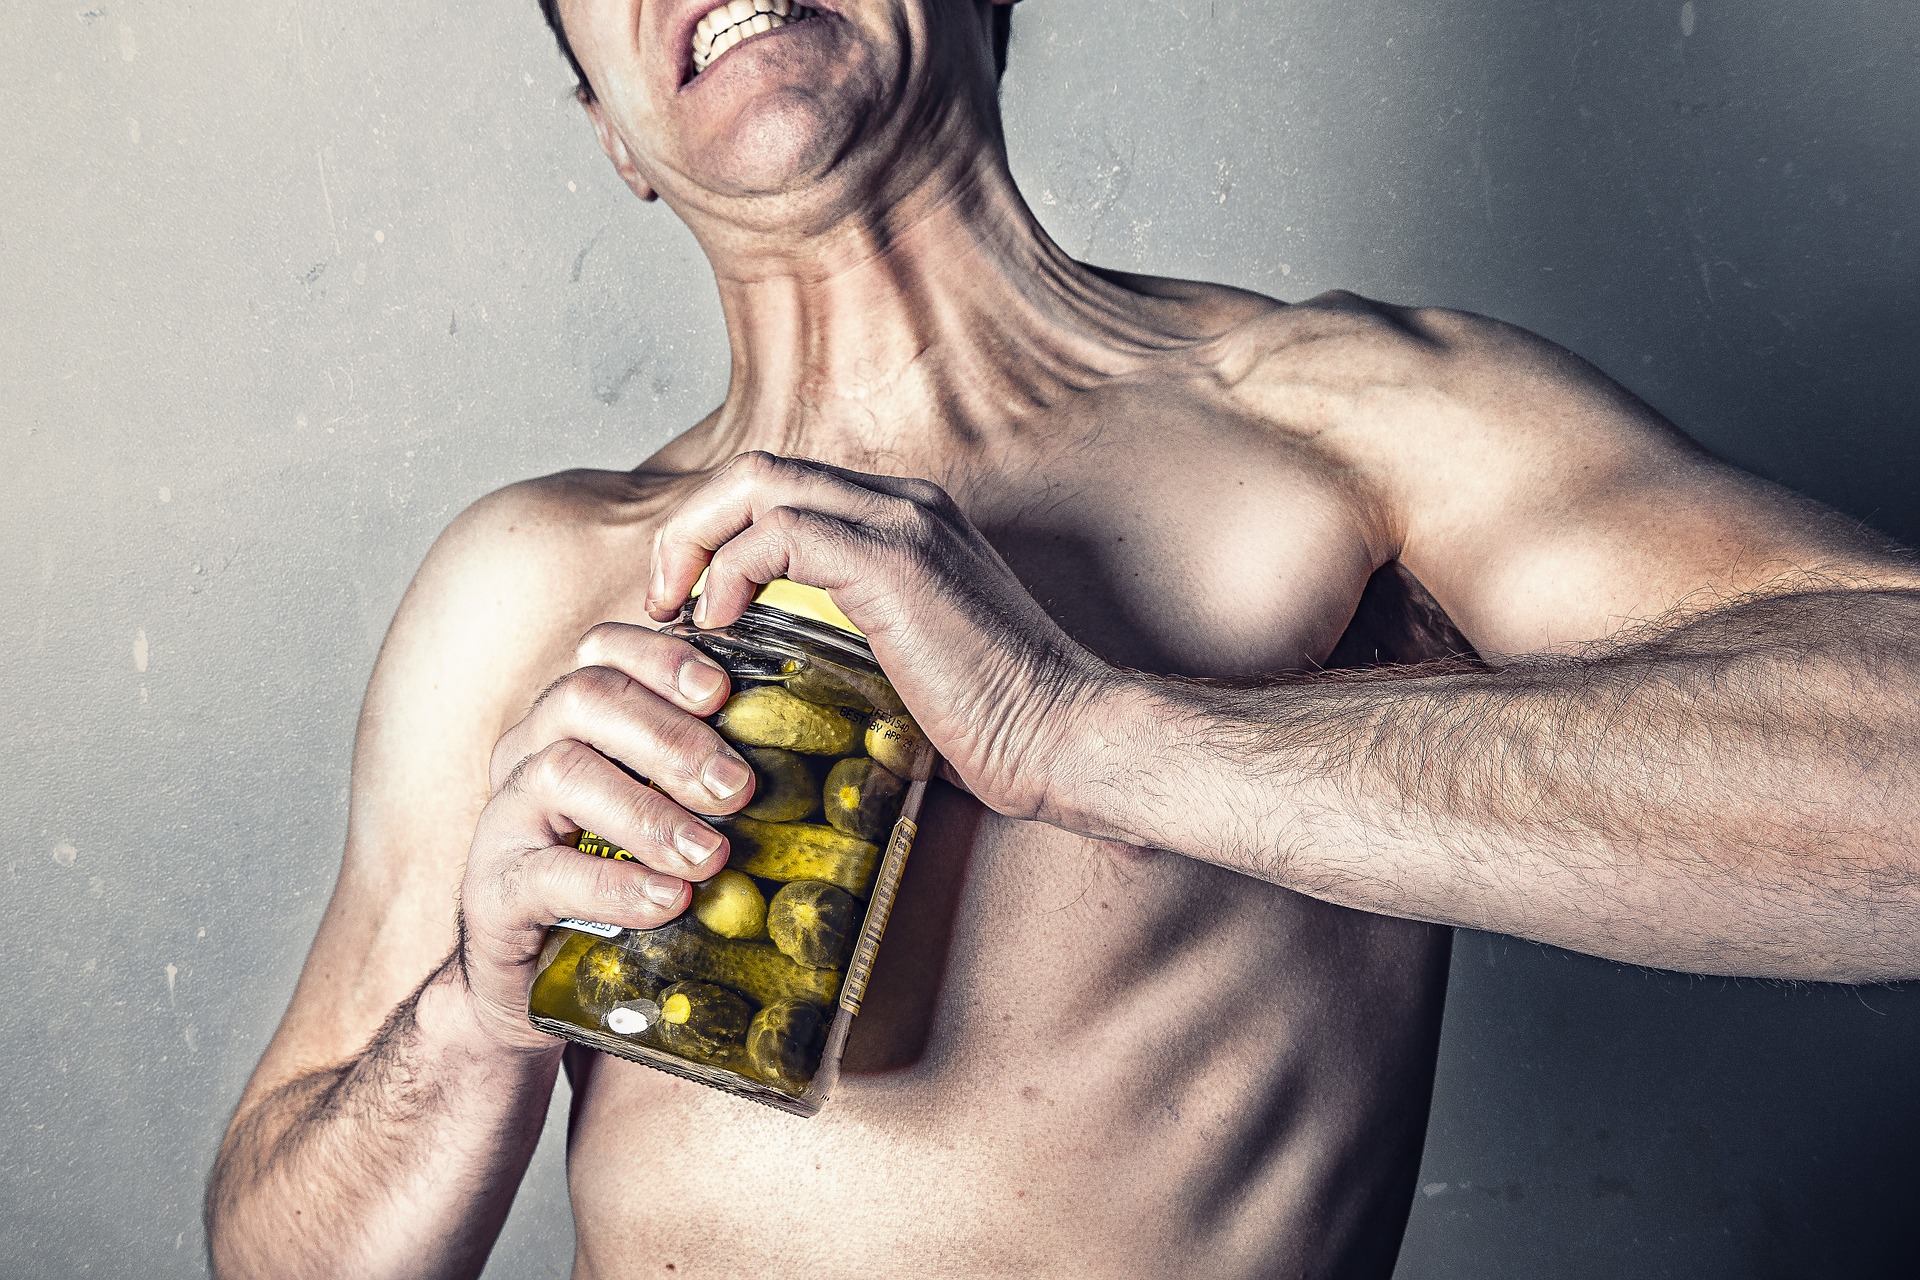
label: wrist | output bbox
[1036,667,1167,845]
[415,959,567,1070]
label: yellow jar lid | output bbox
[689,571,864,638]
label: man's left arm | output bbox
[641,296,1920,981]
[1281,298,1919,658]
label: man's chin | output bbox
[686,95,858,202]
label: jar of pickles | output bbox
[526,579,935,1116]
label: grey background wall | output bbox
[4,0,1917,1275]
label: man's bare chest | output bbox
[946,417,1381,679]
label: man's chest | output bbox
[943,407,1383,679]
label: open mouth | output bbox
[690,0,819,77]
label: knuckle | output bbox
[761,505,811,539]
[590,859,675,917]
[658,715,722,780]
[611,779,671,839]
[583,860,634,911]
[900,477,949,509]
[575,620,625,664]
[732,449,781,480]
[564,664,633,715]
[529,738,598,795]
[885,499,940,544]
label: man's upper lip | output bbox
[672,0,834,89]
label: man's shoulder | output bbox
[423,464,710,604]
[377,465,706,719]
[439,465,695,560]
[1194,290,1536,440]
[1206,290,1483,386]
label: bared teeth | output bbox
[691,1,814,74]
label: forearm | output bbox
[207,958,564,1280]
[1084,589,1920,981]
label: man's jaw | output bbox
[685,0,822,83]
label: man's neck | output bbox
[678,150,1192,470]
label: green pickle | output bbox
[723,815,880,895]
[691,868,768,939]
[714,686,863,755]
[747,999,829,1092]
[767,880,859,970]
[573,939,655,1018]
[525,577,932,1115]
[823,756,906,841]
[655,981,753,1059]
[738,746,819,823]
[783,659,905,716]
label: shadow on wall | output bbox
[1365,0,1920,540]
[1377,2,1920,1278]
[1401,938,1920,1280]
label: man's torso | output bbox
[478,293,1456,1279]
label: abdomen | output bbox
[565,797,1449,1280]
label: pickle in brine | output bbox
[766,880,858,970]
[746,998,828,1093]
[694,936,843,1007]
[691,869,767,940]
[723,816,880,895]
[739,747,819,823]
[714,686,862,755]
[654,981,754,1059]
[784,660,905,716]
[626,918,843,1007]
[574,940,657,1019]
[822,757,906,842]
[615,920,706,986]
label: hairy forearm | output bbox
[1088,589,1920,981]
[206,959,563,1280]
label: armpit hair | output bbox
[204,954,455,1263]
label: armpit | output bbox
[1323,561,1480,670]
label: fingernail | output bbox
[675,824,724,865]
[678,661,725,703]
[647,562,666,611]
[702,751,752,799]
[643,876,682,906]
[693,595,710,627]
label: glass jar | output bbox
[526,579,935,1116]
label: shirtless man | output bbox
[203,0,1920,1276]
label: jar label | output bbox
[556,917,622,938]
[838,816,916,1015]
[575,831,633,861]
[559,831,634,936]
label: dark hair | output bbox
[537,2,1013,101]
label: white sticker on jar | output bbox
[606,1000,661,1035]
[557,917,621,939]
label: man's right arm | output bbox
[205,482,755,1280]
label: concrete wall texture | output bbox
[5,0,1918,1275]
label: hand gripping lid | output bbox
[688,570,864,638]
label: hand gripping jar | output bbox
[526,579,935,1116]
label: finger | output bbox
[647,452,909,621]
[490,663,754,815]
[697,504,902,629]
[456,838,697,998]
[574,621,732,717]
[484,738,731,882]
[498,839,695,937]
